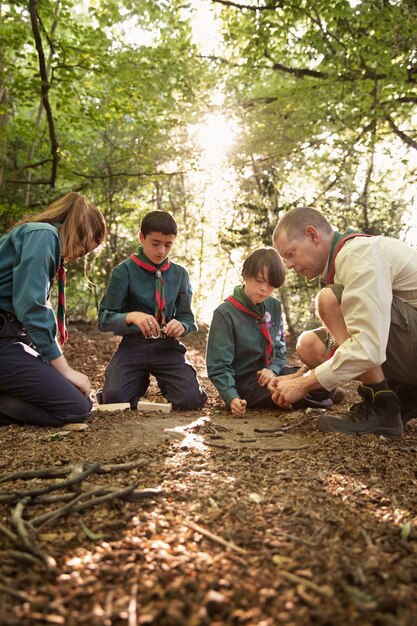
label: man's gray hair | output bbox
[273,207,333,242]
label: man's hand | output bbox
[126,311,161,337]
[257,368,275,387]
[267,371,319,408]
[164,319,185,338]
[230,398,247,417]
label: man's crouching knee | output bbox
[296,330,328,369]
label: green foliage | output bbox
[0,0,416,332]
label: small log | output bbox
[137,400,171,413]
[61,423,89,431]
[97,402,131,411]
[98,401,172,413]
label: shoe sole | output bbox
[317,426,403,437]
[317,421,403,437]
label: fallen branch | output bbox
[97,459,149,474]
[277,569,331,596]
[203,441,231,449]
[0,458,161,569]
[11,498,56,570]
[30,486,107,529]
[211,422,233,432]
[0,583,32,601]
[261,445,309,452]
[254,415,316,433]
[0,465,77,484]
[185,520,247,555]
[30,485,164,529]
[204,441,309,452]
[66,484,138,515]
[0,462,100,501]
[0,521,20,543]
[0,458,148,485]
[1,549,41,565]
[128,582,138,626]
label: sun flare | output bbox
[189,113,238,165]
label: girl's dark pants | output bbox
[101,334,207,410]
[0,312,91,426]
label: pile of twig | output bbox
[0,458,163,571]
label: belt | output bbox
[0,310,19,324]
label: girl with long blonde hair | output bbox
[0,192,107,426]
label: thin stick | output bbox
[11,498,55,570]
[30,486,107,528]
[97,459,149,474]
[185,520,247,555]
[254,415,316,433]
[0,462,101,500]
[203,441,231,449]
[64,484,138,514]
[0,521,19,544]
[204,441,309,452]
[277,569,331,596]
[128,582,138,626]
[0,583,32,601]
[0,465,77,484]
[1,549,41,565]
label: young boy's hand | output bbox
[230,398,247,417]
[126,311,160,337]
[164,319,185,338]
[257,368,275,387]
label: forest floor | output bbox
[0,324,417,626]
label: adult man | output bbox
[269,206,417,436]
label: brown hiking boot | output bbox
[316,385,403,436]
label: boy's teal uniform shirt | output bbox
[0,222,62,362]
[98,245,197,335]
[206,292,286,406]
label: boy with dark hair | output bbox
[206,247,339,417]
[97,210,207,410]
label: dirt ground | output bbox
[1,324,417,626]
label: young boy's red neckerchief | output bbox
[226,295,274,365]
[130,254,171,324]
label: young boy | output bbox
[97,211,207,410]
[206,247,339,417]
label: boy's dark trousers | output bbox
[101,334,207,410]
[0,312,91,426]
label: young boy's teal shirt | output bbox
[98,247,197,335]
[0,222,62,362]
[206,293,286,406]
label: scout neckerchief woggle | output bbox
[56,261,68,346]
[226,285,274,365]
[130,247,171,325]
